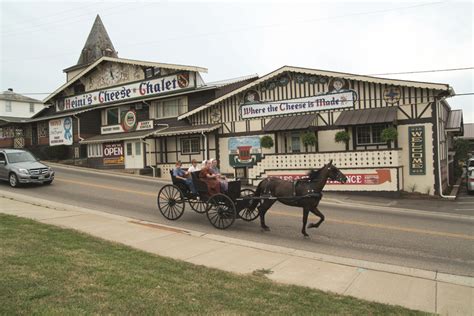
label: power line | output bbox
[369,67,474,76]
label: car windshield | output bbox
[7,152,37,163]
[469,160,474,167]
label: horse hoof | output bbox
[303,234,310,238]
[261,227,271,232]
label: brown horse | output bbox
[248,160,347,237]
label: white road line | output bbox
[455,208,474,211]
[455,202,474,204]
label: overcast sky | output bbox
[1,0,473,120]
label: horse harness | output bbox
[262,177,322,200]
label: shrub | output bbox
[335,131,350,144]
[381,127,398,142]
[302,132,317,147]
[260,136,274,149]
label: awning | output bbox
[153,124,221,137]
[80,128,164,144]
[446,109,463,132]
[334,107,398,126]
[263,114,316,132]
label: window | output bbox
[135,142,141,155]
[5,101,12,112]
[29,103,35,113]
[38,122,48,138]
[87,144,103,158]
[126,143,133,156]
[145,68,153,78]
[106,108,120,125]
[150,97,187,119]
[181,138,200,154]
[356,124,386,145]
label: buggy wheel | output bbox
[206,194,236,229]
[157,185,185,220]
[189,196,207,214]
[238,189,259,221]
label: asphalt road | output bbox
[2,164,473,277]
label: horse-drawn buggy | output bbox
[157,160,348,237]
[157,170,260,229]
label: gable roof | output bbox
[44,56,208,103]
[178,65,453,120]
[0,90,43,103]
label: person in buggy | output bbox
[172,160,196,194]
[199,160,221,196]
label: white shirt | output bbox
[188,165,200,173]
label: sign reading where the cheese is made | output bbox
[239,90,356,119]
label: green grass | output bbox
[0,214,427,315]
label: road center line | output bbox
[56,178,474,241]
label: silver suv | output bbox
[0,149,55,187]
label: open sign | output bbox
[103,143,124,157]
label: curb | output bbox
[1,189,472,288]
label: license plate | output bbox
[38,176,44,180]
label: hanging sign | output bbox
[240,90,357,119]
[409,126,425,175]
[136,120,154,131]
[49,117,73,146]
[58,72,194,112]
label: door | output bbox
[124,141,144,169]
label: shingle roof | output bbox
[0,90,43,103]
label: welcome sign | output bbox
[409,126,425,175]
[240,90,356,119]
[57,72,194,112]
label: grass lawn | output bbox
[0,214,427,315]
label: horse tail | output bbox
[248,178,267,211]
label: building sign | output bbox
[136,120,153,131]
[49,117,73,146]
[228,136,262,167]
[239,90,357,119]
[267,168,397,192]
[101,125,124,134]
[409,126,425,175]
[103,142,124,165]
[58,72,194,112]
[121,110,137,132]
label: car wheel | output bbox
[9,173,20,188]
[44,180,53,185]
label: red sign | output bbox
[269,169,391,185]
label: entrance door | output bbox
[124,140,144,169]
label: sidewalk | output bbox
[0,190,472,315]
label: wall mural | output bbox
[228,136,262,167]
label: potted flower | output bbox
[335,130,350,145]
[260,135,274,149]
[381,127,398,143]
